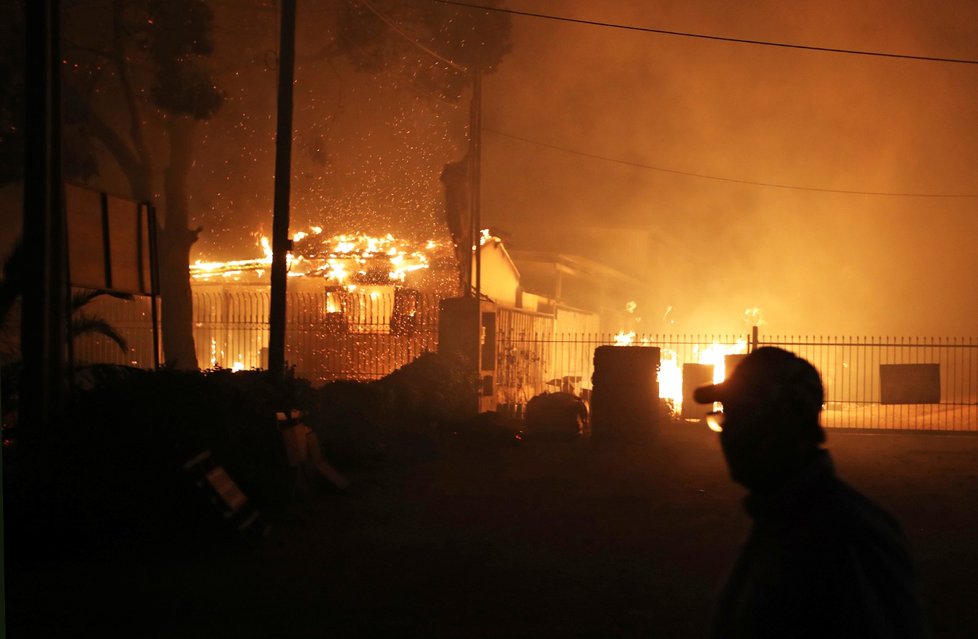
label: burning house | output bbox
[187,226,620,408]
[190,229,454,378]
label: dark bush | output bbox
[5,365,313,554]
[374,351,478,434]
[310,379,389,468]
[309,351,479,467]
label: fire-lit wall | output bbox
[474,235,520,307]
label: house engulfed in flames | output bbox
[188,227,607,388]
[190,228,456,376]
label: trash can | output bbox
[590,345,660,442]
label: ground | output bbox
[8,423,978,638]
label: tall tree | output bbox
[62,0,223,368]
[330,0,511,294]
[331,0,511,100]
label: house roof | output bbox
[480,234,521,282]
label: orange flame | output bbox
[191,228,442,284]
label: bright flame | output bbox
[658,349,682,411]
[326,259,348,284]
[614,331,635,346]
[191,229,441,285]
[696,339,748,384]
[611,333,749,417]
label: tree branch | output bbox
[111,0,153,174]
[67,83,151,199]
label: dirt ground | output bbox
[8,423,978,638]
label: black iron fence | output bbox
[191,287,439,382]
[72,290,978,430]
[70,291,158,368]
[760,335,978,431]
[493,331,978,431]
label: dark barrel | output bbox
[590,346,660,441]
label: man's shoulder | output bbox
[821,475,903,537]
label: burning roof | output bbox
[191,227,447,285]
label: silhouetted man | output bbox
[694,346,928,638]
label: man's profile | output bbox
[694,346,929,638]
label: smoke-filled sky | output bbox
[477,0,978,335]
[7,0,978,336]
[195,0,978,335]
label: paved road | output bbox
[8,423,978,637]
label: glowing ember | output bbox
[191,228,443,284]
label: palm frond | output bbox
[71,288,134,312]
[71,313,129,354]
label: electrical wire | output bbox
[432,0,978,66]
[484,127,978,198]
[356,0,469,73]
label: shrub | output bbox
[5,365,313,553]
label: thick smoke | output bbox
[481,0,978,335]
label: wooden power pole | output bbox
[268,0,297,380]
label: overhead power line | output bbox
[356,0,469,72]
[484,127,978,198]
[433,0,978,66]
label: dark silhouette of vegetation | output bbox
[61,0,224,369]
[70,288,134,354]
[4,350,492,557]
[312,351,482,468]
[332,0,512,100]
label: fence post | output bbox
[751,325,759,352]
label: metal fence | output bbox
[493,332,978,431]
[759,335,978,431]
[494,331,746,398]
[191,287,439,383]
[71,291,158,368]
[73,290,978,431]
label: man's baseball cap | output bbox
[693,347,825,437]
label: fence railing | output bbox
[493,331,978,431]
[191,287,439,382]
[72,289,978,431]
[71,292,158,368]
[494,330,747,405]
[759,335,978,431]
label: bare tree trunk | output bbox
[158,117,199,369]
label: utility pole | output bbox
[268,0,297,380]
